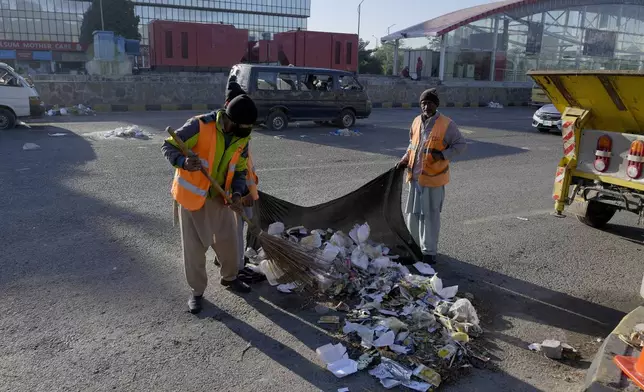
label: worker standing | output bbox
[162,94,258,314]
[397,89,467,264]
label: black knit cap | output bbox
[419,88,440,106]
[225,94,258,125]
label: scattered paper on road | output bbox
[414,262,436,276]
[22,143,41,151]
[276,282,298,293]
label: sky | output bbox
[308,0,499,49]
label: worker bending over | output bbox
[162,94,258,314]
[398,88,467,265]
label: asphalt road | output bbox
[1,108,643,392]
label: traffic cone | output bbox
[614,348,644,389]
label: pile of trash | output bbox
[46,104,95,116]
[100,125,150,140]
[330,128,362,137]
[246,221,486,390]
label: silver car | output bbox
[532,104,562,133]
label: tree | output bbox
[79,0,141,46]
[426,36,442,51]
[372,40,406,75]
[358,39,384,75]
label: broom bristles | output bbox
[257,231,333,291]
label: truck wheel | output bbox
[267,110,287,131]
[0,108,16,130]
[575,200,617,228]
[335,109,356,128]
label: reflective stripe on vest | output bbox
[175,173,208,197]
[407,114,451,187]
[224,145,244,199]
[246,154,259,200]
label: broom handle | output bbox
[166,126,255,227]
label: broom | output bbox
[166,126,331,290]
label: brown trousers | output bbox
[179,197,239,296]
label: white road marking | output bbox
[480,280,611,326]
[463,209,553,225]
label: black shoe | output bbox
[238,269,267,284]
[188,295,203,314]
[241,267,267,281]
[422,255,437,265]
[237,273,254,284]
[221,278,251,293]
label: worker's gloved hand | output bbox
[183,156,202,171]
[229,193,244,214]
[430,149,445,161]
[242,195,254,207]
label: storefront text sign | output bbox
[0,41,85,52]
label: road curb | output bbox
[584,306,644,391]
[48,102,531,113]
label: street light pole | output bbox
[357,0,365,74]
[99,0,105,30]
[357,0,365,40]
[387,24,396,35]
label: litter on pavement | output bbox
[528,339,579,360]
[487,101,504,109]
[94,125,150,140]
[46,104,95,116]
[330,128,361,136]
[22,143,41,151]
[245,221,486,388]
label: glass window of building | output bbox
[398,1,644,82]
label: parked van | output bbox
[229,64,372,131]
[0,62,45,130]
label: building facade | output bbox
[0,0,310,72]
[383,0,644,82]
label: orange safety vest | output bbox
[246,154,260,201]
[407,113,451,188]
[171,120,247,211]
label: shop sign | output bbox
[16,51,32,60]
[0,50,17,59]
[0,41,86,52]
[32,51,53,61]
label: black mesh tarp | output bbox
[246,167,422,264]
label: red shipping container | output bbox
[149,20,248,70]
[273,30,358,72]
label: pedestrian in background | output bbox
[162,93,258,314]
[397,89,467,264]
[416,57,423,81]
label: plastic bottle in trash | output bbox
[259,259,284,286]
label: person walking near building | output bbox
[416,57,423,81]
[397,88,467,264]
[162,94,258,314]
